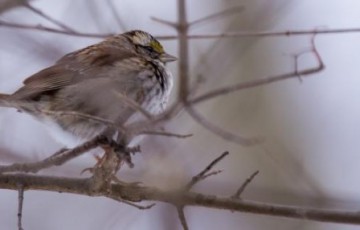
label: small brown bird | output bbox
[0,30,176,148]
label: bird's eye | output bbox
[144,46,155,53]
[140,45,159,59]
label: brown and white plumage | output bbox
[0,30,176,147]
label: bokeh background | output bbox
[1,0,360,229]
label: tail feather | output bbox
[0,93,12,107]
[0,93,37,112]
[0,93,18,108]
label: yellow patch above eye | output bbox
[150,40,164,53]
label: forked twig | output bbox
[186,151,229,190]
[190,36,324,105]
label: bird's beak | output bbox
[160,53,177,62]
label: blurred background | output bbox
[1,0,360,229]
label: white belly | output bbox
[41,65,173,148]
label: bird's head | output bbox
[124,30,177,63]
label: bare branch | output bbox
[2,174,360,225]
[189,6,244,28]
[186,105,263,146]
[177,206,189,230]
[186,151,228,190]
[156,27,360,40]
[17,184,24,230]
[232,170,259,199]
[2,18,360,41]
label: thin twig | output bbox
[177,206,189,230]
[151,17,177,28]
[292,50,308,82]
[0,136,102,173]
[0,20,111,38]
[22,2,75,32]
[110,196,156,210]
[125,101,184,137]
[186,151,229,190]
[200,170,222,180]
[121,200,155,210]
[41,109,125,132]
[186,105,263,146]
[190,36,324,105]
[189,6,244,28]
[232,170,259,199]
[114,92,153,120]
[17,184,24,230]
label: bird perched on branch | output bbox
[0,30,176,148]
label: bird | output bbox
[0,30,176,148]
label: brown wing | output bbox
[12,45,136,100]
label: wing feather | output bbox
[13,45,138,100]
